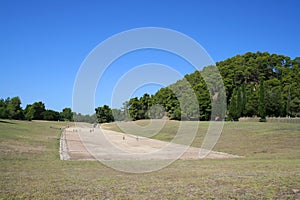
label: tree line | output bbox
[2,52,299,123]
[96,52,300,123]
[0,97,73,121]
[0,97,98,123]
[220,52,300,120]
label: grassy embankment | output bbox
[1,119,300,199]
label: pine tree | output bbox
[228,88,240,121]
[258,78,266,122]
[241,83,247,116]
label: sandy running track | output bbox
[60,125,241,161]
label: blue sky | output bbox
[0,0,299,114]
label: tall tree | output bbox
[290,97,300,117]
[258,78,266,122]
[24,104,34,120]
[24,102,46,120]
[140,93,152,119]
[7,96,23,120]
[228,88,240,121]
[244,85,259,117]
[95,105,114,123]
[128,97,142,121]
[60,108,73,121]
[0,98,8,119]
[241,83,247,116]
[264,78,283,117]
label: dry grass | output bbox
[1,119,300,199]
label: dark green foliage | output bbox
[258,78,266,122]
[227,85,247,121]
[0,97,76,122]
[128,97,143,121]
[43,110,60,121]
[60,108,73,121]
[24,102,46,120]
[244,85,259,117]
[241,83,247,116]
[95,105,114,123]
[0,97,23,120]
[264,78,283,117]
[153,87,180,120]
[218,52,300,119]
[0,99,8,119]
[7,97,24,120]
[128,94,153,121]
[24,104,33,120]
[290,97,300,116]
[1,52,299,122]
[227,88,240,121]
[124,52,300,121]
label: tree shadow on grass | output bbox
[0,120,16,124]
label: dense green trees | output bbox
[258,78,266,121]
[0,97,24,119]
[228,88,241,121]
[7,97,24,120]
[95,105,114,123]
[127,94,154,121]
[0,97,76,122]
[24,102,46,120]
[152,87,180,120]
[2,52,299,123]
[124,52,300,121]
[0,99,8,119]
[43,109,60,121]
[218,52,300,120]
[60,108,73,121]
[0,97,23,120]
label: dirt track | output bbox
[60,124,241,161]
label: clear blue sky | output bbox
[1,0,299,114]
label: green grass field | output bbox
[1,119,300,199]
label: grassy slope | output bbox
[1,120,300,199]
[103,120,300,159]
